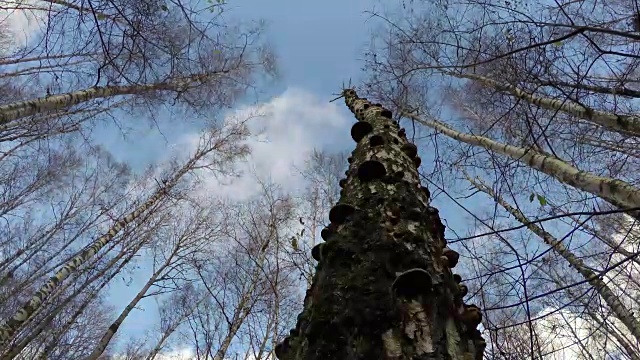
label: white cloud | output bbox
[153,347,196,360]
[188,87,351,201]
[107,87,350,351]
[0,0,46,50]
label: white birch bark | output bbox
[85,256,173,360]
[0,154,202,347]
[403,112,640,218]
[450,72,640,136]
[0,73,213,128]
[464,172,640,344]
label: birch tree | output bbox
[0,0,275,141]
[184,183,300,360]
[275,89,485,359]
[0,117,250,351]
[84,199,228,360]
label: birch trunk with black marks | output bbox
[546,265,640,360]
[28,240,149,360]
[464,173,640,345]
[448,72,640,137]
[85,255,174,360]
[0,72,217,128]
[0,154,203,349]
[1,238,149,360]
[276,89,485,360]
[402,112,640,220]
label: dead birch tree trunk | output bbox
[277,89,485,360]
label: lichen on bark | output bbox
[276,89,485,360]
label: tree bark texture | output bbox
[0,73,216,127]
[276,89,485,360]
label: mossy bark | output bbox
[276,90,485,360]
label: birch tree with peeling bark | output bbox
[464,170,640,348]
[84,199,228,360]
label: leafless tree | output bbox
[0,116,250,352]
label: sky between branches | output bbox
[1,0,602,358]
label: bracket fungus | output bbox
[460,304,483,329]
[442,248,460,268]
[347,156,353,163]
[397,128,406,138]
[339,178,348,188]
[329,203,356,224]
[320,227,334,241]
[413,156,422,168]
[453,274,462,283]
[357,160,387,182]
[311,243,324,261]
[380,109,393,119]
[274,337,290,359]
[391,268,434,299]
[401,143,418,158]
[369,134,385,147]
[393,170,404,181]
[351,121,374,142]
[420,186,430,200]
[458,284,469,297]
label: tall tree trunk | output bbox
[277,89,485,360]
[448,72,640,137]
[0,72,217,127]
[1,238,148,360]
[546,266,640,360]
[401,112,640,220]
[0,154,203,349]
[463,172,640,344]
[29,240,149,360]
[86,253,175,360]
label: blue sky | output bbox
[92,0,383,175]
